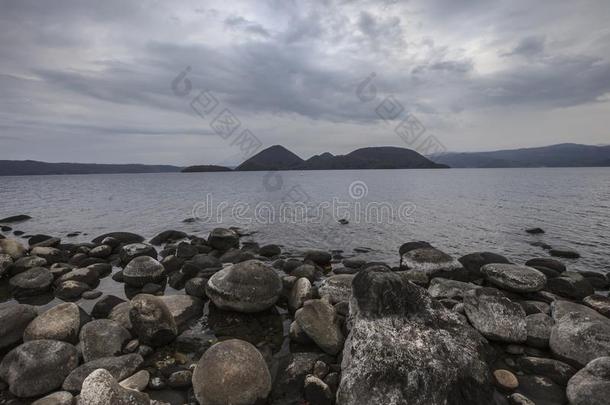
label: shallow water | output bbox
[1,167,609,275]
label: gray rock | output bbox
[192,339,271,405]
[57,267,100,288]
[550,300,605,322]
[428,277,480,299]
[30,247,68,264]
[149,230,187,245]
[31,391,74,405]
[519,300,550,315]
[516,375,566,405]
[546,271,594,300]
[481,263,546,293]
[295,298,344,355]
[583,294,610,318]
[259,244,281,258]
[80,319,131,362]
[525,313,553,348]
[517,357,576,386]
[120,370,150,391]
[291,264,320,282]
[206,260,282,313]
[168,370,192,388]
[524,258,566,273]
[159,295,203,330]
[566,356,610,405]
[82,290,102,299]
[175,241,198,259]
[62,353,144,392]
[463,287,527,343]
[9,267,54,297]
[79,368,149,405]
[400,246,464,278]
[318,274,354,304]
[458,252,511,279]
[10,255,47,275]
[91,295,125,319]
[207,228,239,251]
[0,238,27,259]
[55,280,90,301]
[304,250,332,266]
[24,302,89,343]
[122,256,166,287]
[119,243,157,265]
[549,248,580,259]
[289,277,312,313]
[184,277,207,298]
[0,253,13,278]
[109,302,132,331]
[549,310,610,367]
[129,294,177,347]
[0,340,79,397]
[182,253,222,277]
[89,244,112,258]
[304,374,333,405]
[337,268,495,405]
[0,303,38,350]
[342,258,366,269]
[269,352,332,403]
[91,232,144,245]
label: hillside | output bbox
[236,145,305,171]
[0,160,182,176]
[181,165,232,173]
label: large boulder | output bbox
[192,339,271,405]
[118,243,156,265]
[129,294,177,346]
[458,252,510,279]
[206,260,282,313]
[24,302,89,343]
[207,228,239,251]
[62,353,143,392]
[122,256,166,287]
[57,267,100,288]
[546,271,594,300]
[0,340,79,397]
[79,369,150,405]
[481,263,546,293]
[336,268,494,405]
[295,298,344,355]
[0,238,26,259]
[400,245,464,278]
[428,278,480,299]
[159,294,204,330]
[566,356,610,405]
[80,319,131,362]
[9,267,54,297]
[91,232,144,245]
[549,310,610,367]
[318,274,354,304]
[0,303,38,350]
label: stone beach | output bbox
[1,221,609,405]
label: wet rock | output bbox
[519,300,550,315]
[30,247,68,264]
[337,268,494,405]
[0,253,12,278]
[24,302,89,343]
[57,267,100,288]
[481,263,546,293]
[62,353,144,392]
[550,300,604,322]
[0,303,38,350]
[10,267,54,297]
[122,256,166,287]
[525,227,544,234]
[91,295,125,319]
[546,271,594,300]
[54,280,90,301]
[79,368,150,405]
[259,244,281,258]
[270,352,332,403]
[175,242,198,259]
[207,228,239,251]
[192,339,271,405]
[549,248,580,259]
[318,274,354,304]
[109,302,133,331]
[91,232,144,245]
[458,252,511,279]
[342,258,365,269]
[0,214,31,223]
[119,243,157,265]
[182,254,222,277]
[428,277,480,299]
[566,356,610,405]
[10,255,47,275]
[583,294,610,318]
[0,340,79,397]
[291,264,320,282]
[516,375,566,405]
[517,357,576,386]
[304,374,333,405]
[493,369,519,392]
[168,370,192,389]
[184,276,207,298]
[89,244,112,258]
[80,319,131,362]
[289,277,312,313]
[119,369,150,391]
[129,294,177,347]
[149,230,187,245]
[206,260,282,313]
[175,329,216,355]
[0,238,27,259]
[295,298,344,355]
[400,245,464,278]
[31,391,74,405]
[159,295,203,330]
[463,287,527,343]
[304,250,332,267]
[524,258,566,273]
[82,290,102,299]
[289,320,313,345]
[525,313,553,348]
[549,310,610,367]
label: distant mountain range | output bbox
[181,165,232,173]
[431,143,610,168]
[0,160,181,176]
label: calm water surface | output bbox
[1,168,609,276]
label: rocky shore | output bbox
[1,223,609,405]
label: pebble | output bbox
[493,369,519,391]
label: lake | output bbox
[1,168,609,274]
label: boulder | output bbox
[192,339,271,405]
[207,228,239,251]
[119,369,150,391]
[400,246,464,278]
[524,258,566,273]
[30,246,68,264]
[0,303,38,350]
[525,313,553,348]
[159,294,203,330]
[291,264,320,282]
[91,232,144,245]
[550,300,604,322]
[9,267,54,297]
[122,256,166,287]
[481,263,546,293]
[549,248,580,259]
[149,230,187,245]
[54,280,90,301]
[318,274,354,304]
[517,357,576,386]
[428,277,480,299]
[458,252,510,279]
[546,271,594,300]
[304,250,332,266]
[259,244,281,258]
[62,353,143,392]
[337,268,495,405]
[10,255,47,275]
[129,294,177,346]
[304,374,333,405]
[0,238,26,259]
[0,340,79,397]
[58,266,100,286]
[24,302,89,343]
[184,277,208,298]
[182,253,222,277]
[206,260,282,313]
[91,295,125,319]
[566,356,610,405]
[0,214,31,223]
[79,368,150,405]
[289,277,312,313]
[583,294,610,318]
[463,288,527,343]
[89,244,112,258]
[0,253,12,278]
[80,319,131,362]
[31,391,74,405]
[119,243,157,264]
[109,302,132,331]
[295,298,344,355]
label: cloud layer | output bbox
[0,0,609,164]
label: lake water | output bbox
[1,168,609,274]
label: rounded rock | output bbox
[129,294,177,347]
[481,263,546,293]
[119,243,157,265]
[566,356,610,405]
[0,303,38,350]
[9,267,54,297]
[207,228,239,251]
[24,302,89,343]
[493,369,519,392]
[123,256,166,287]
[80,319,131,362]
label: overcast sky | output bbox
[1,0,609,165]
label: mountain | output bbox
[236,145,305,171]
[431,143,610,168]
[0,160,182,176]
[181,165,232,173]
[300,147,448,170]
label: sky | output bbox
[0,0,609,166]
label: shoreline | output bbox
[0,226,609,404]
